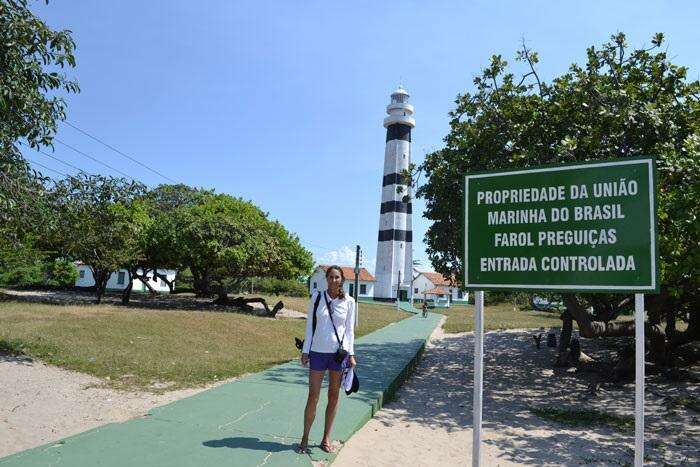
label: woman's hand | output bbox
[301,353,309,366]
[348,356,356,368]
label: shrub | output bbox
[254,277,307,297]
[0,246,43,286]
[46,258,78,287]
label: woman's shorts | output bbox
[309,351,344,372]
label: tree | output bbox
[167,193,313,304]
[137,184,213,294]
[416,33,699,371]
[49,174,148,303]
[0,0,79,245]
[119,184,214,303]
[145,183,213,211]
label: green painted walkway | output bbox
[357,298,422,314]
[1,313,441,467]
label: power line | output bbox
[35,148,91,175]
[54,138,138,181]
[63,120,178,183]
[8,108,140,182]
[25,157,69,178]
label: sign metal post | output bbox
[472,290,484,467]
[635,293,645,466]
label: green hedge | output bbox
[253,277,307,297]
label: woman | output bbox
[298,265,356,454]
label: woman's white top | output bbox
[302,290,355,355]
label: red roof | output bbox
[317,265,375,282]
[421,271,459,286]
[424,287,449,295]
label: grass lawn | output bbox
[433,303,566,333]
[0,299,411,391]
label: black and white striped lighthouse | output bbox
[374,87,414,302]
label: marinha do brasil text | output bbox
[477,179,641,273]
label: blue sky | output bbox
[27,1,700,274]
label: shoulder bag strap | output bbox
[308,291,322,350]
[323,292,344,348]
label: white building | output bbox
[411,271,468,307]
[308,265,375,298]
[75,263,176,293]
[374,87,414,302]
[307,264,466,307]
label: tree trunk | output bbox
[153,270,175,293]
[556,310,573,366]
[191,267,211,296]
[563,294,638,338]
[562,293,672,371]
[665,307,677,341]
[130,268,157,295]
[121,269,134,305]
[215,295,284,318]
[214,284,228,304]
[92,268,109,304]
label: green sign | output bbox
[463,157,658,292]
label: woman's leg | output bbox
[300,369,324,450]
[321,370,343,450]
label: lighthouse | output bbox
[373,87,414,302]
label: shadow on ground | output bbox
[362,329,699,466]
[0,288,290,317]
[203,436,292,452]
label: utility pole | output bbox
[396,269,401,312]
[354,245,361,328]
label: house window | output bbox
[349,283,354,296]
[458,290,463,299]
[414,287,418,293]
[360,284,367,295]
[152,276,158,285]
[79,270,85,279]
[117,271,125,285]
[313,282,317,289]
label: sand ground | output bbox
[0,355,236,459]
[334,322,699,466]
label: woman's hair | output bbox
[325,265,345,299]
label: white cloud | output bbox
[315,247,376,275]
[317,245,356,266]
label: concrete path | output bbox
[0,313,441,467]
